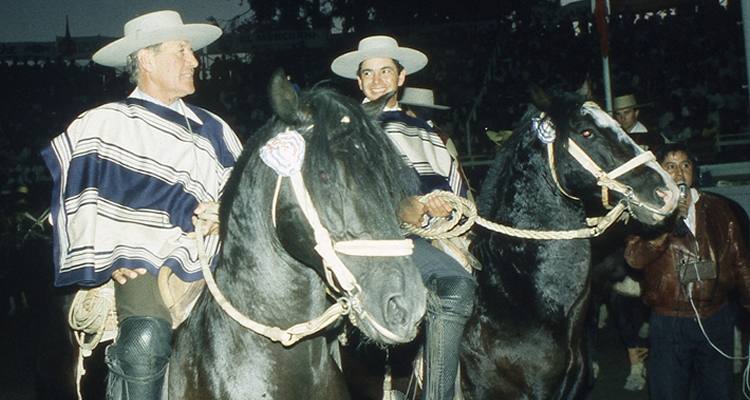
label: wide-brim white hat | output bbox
[92,10,222,67]
[399,87,449,110]
[331,35,427,79]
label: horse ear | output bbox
[529,84,551,112]
[268,68,309,125]
[576,76,594,99]
[362,91,395,119]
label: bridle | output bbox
[405,102,677,241]
[198,128,414,346]
[539,101,677,221]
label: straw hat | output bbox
[331,35,427,79]
[92,10,222,67]
[399,87,449,110]
[613,94,648,111]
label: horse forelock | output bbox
[300,88,416,224]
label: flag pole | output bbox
[742,0,750,118]
[594,0,613,113]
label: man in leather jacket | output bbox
[624,142,750,400]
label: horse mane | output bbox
[300,87,418,212]
[476,89,588,221]
[220,85,418,238]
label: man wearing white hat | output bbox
[614,93,664,151]
[41,10,242,399]
[332,36,476,400]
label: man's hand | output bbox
[396,194,454,226]
[187,201,220,238]
[423,194,453,219]
[112,267,147,285]
[397,196,427,226]
[676,195,690,219]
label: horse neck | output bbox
[483,140,587,231]
[217,180,332,327]
[475,140,593,319]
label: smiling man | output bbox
[41,10,242,399]
[332,36,476,400]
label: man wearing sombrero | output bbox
[41,10,242,398]
[332,36,476,400]
[614,93,664,151]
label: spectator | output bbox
[613,93,665,152]
[624,142,750,400]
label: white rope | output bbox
[197,218,351,347]
[403,190,628,241]
[68,281,117,400]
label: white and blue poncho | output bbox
[380,110,467,198]
[42,94,243,287]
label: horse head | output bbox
[529,82,678,226]
[260,69,427,344]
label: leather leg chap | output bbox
[423,275,477,400]
[105,316,172,400]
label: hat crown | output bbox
[124,10,184,38]
[613,94,637,110]
[400,87,449,110]
[401,88,434,104]
[358,36,399,51]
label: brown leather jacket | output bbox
[625,192,750,318]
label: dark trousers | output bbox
[648,304,735,400]
[410,236,474,282]
[114,272,171,323]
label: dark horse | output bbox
[463,84,678,399]
[170,71,427,399]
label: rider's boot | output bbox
[105,316,172,400]
[423,275,477,400]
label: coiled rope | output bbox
[68,281,117,400]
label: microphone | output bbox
[678,183,688,203]
[674,183,689,237]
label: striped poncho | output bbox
[380,110,467,198]
[42,94,243,287]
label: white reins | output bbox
[198,129,414,346]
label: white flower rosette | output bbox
[260,130,306,176]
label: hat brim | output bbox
[92,24,222,67]
[400,101,449,110]
[611,102,654,112]
[331,47,427,79]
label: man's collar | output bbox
[130,88,202,124]
[362,97,401,112]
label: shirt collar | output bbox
[685,188,701,235]
[130,88,203,125]
[361,97,401,112]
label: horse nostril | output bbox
[656,187,673,205]
[385,296,408,328]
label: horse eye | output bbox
[581,130,593,138]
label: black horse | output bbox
[170,71,427,399]
[463,83,678,399]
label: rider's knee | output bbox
[105,316,172,377]
[427,275,477,319]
